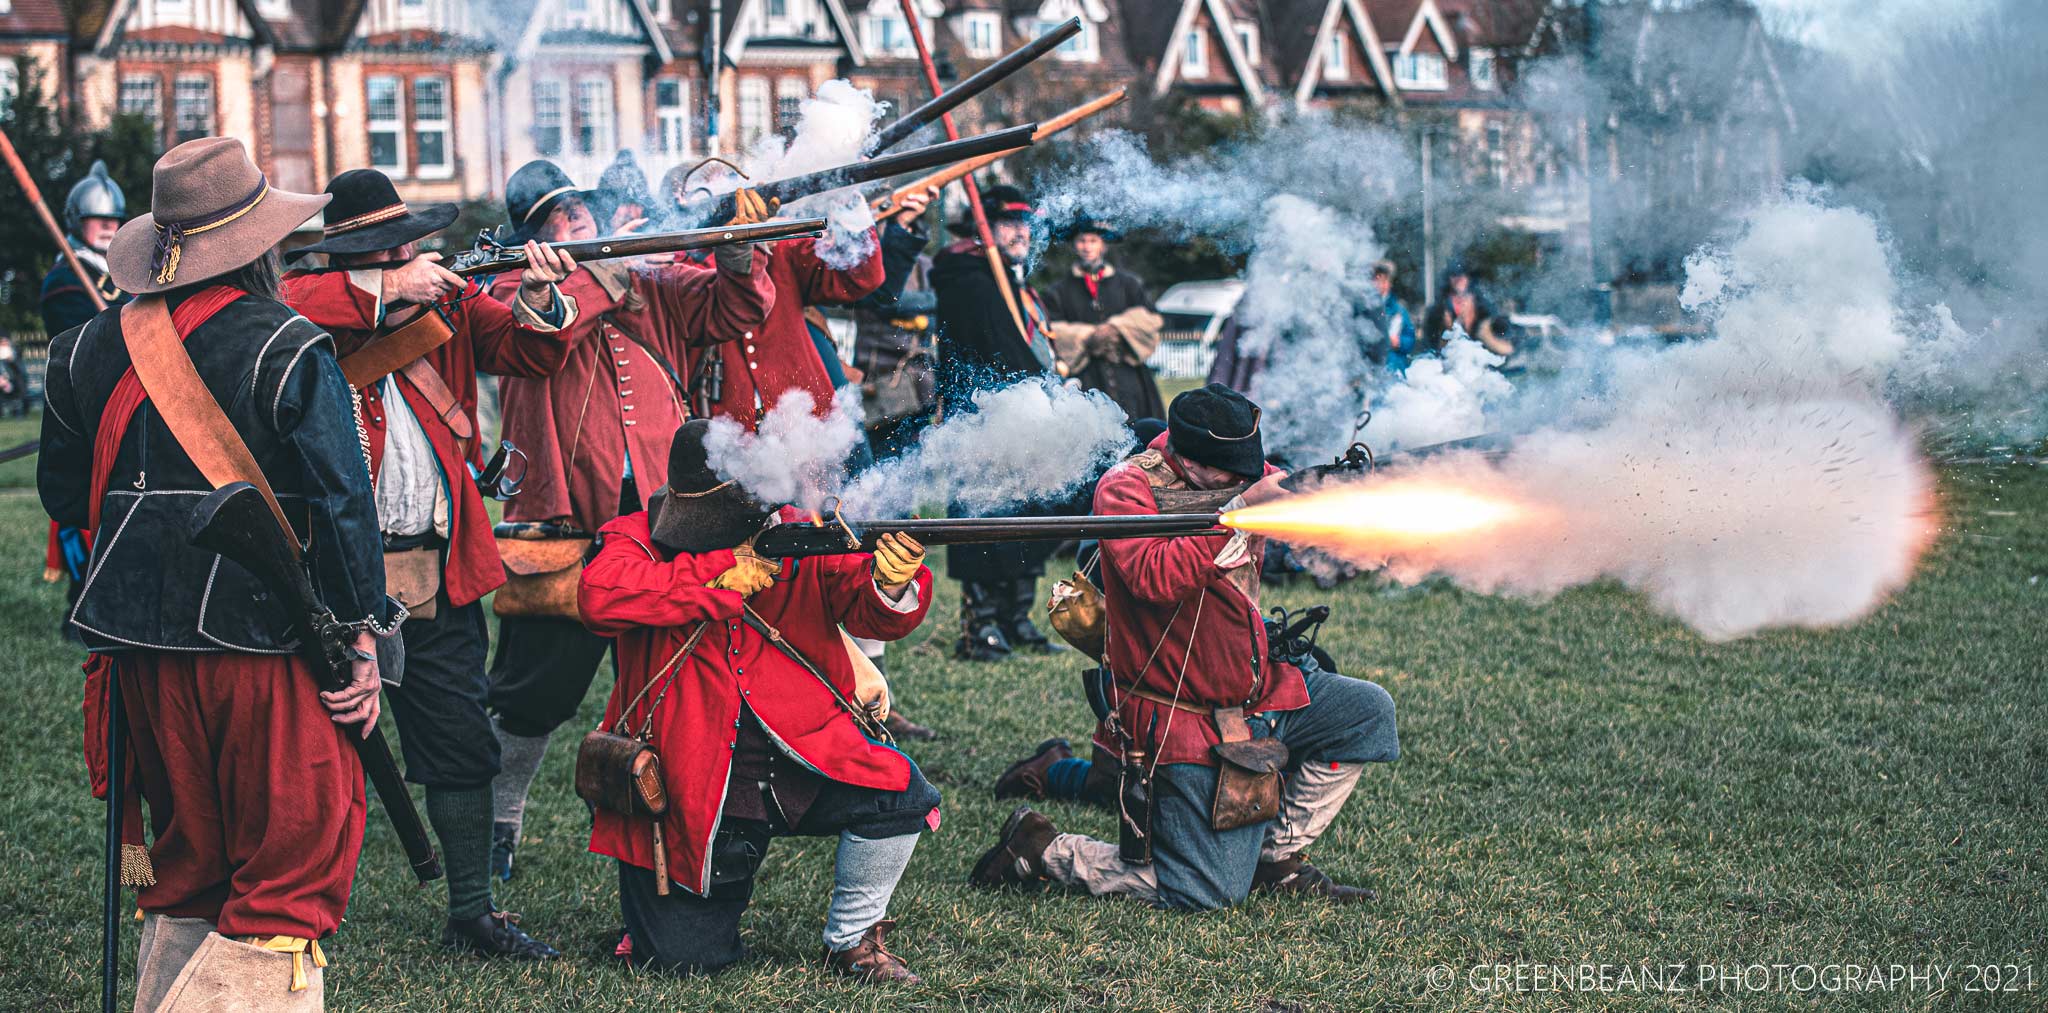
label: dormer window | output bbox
[1323,35,1346,81]
[961,12,1000,58]
[1395,51,1447,90]
[1236,21,1259,66]
[1035,17,1097,61]
[1181,29,1207,77]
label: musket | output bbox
[188,482,444,884]
[752,511,1226,560]
[293,217,829,275]
[0,125,109,312]
[672,124,1037,229]
[865,17,1081,154]
[872,88,1128,218]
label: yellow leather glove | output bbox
[707,555,776,597]
[725,187,780,227]
[871,532,925,589]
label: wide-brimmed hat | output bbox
[107,138,330,294]
[1059,215,1120,242]
[284,169,458,264]
[504,160,597,244]
[645,420,777,554]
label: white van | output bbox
[1149,279,1245,379]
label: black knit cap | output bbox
[592,150,653,227]
[647,420,776,554]
[504,159,596,243]
[1167,383,1264,478]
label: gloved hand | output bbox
[725,187,780,227]
[870,532,926,590]
[708,554,776,597]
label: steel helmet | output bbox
[64,160,128,235]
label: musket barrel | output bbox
[676,124,1037,228]
[449,217,828,278]
[866,17,1081,154]
[753,512,1224,558]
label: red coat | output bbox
[1091,434,1308,767]
[493,260,773,531]
[577,510,933,894]
[684,234,883,429]
[280,269,577,606]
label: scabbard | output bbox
[355,725,443,883]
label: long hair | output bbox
[170,247,282,302]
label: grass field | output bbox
[0,407,2041,1011]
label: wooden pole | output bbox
[0,125,110,312]
[893,0,1030,345]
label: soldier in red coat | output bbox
[579,420,939,983]
[279,168,578,959]
[484,160,779,881]
[969,385,1400,910]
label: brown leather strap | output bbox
[1115,681,1211,716]
[338,305,455,388]
[119,296,298,554]
[398,358,475,444]
[1212,706,1252,743]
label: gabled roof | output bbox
[722,0,863,65]
[1140,0,1265,104]
[1436,0,1544,51]
[1389,0,1457,61]
[1292,0,1396,107]
[88,0,280,54]
[508,0,675,64]
[0,0,70,38]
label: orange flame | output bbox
[1221,478,1526,552]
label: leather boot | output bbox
[134,914,214,1013]
[155,932,324,1011]
[823,918,919,984]
[1001,579,1065,653]
[1251,853,1376,903]
[954,582,1011,662]
[441,910,562,959]
[994,738,1074,800]
[883,711,937,741]
[968,805,1059,887]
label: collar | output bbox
[1071,261,1113,279]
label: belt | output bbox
[1112,681,1214,716]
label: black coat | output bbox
[39,292,393,653]
[1041,264,1166,423]
[40,248,130,338]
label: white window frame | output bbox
[1180,28,1206,76]
[1469,47,1496,90]
[654,76,690,156]
[1236,21,1259,66]
[737,76,770,147]
[119,73,162,128]
[156,0,189,13]
[961,11,1000,58]
[1394,51,1448,90]
[1043,18,1096,61]
[1322,35,1346,80]
[532,78,566,156]
[397,0,429,28]
[861,12,924,58]
[0,0,12,15]
[412,75,453,179]
[774,76,806,133]
[366,74,406,174]
[574,76,615,157]
[257,0,288,17]
[172,73,213,144]
[764,0,791,32]
[0,60,19,112]
[650,0,671,19]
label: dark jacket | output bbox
[40,248,130,338]
[38,291,393,653]
[930,238,1054,400]
[1041,262,1166,422]
[851,222,937,425]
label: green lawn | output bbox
[0,409,2040,1011]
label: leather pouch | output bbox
[1210,705,1289,831]
[575,729,668,819]
[1047,570,1106,660]
[382,547,441,622]
[492,524,592,619]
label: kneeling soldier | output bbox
[969,384,1400,909]
[577,420,939,981]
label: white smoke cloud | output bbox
[1361,337,1512,452]
[741,79,883,270]
[703,376,1134,520]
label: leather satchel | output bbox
[1046,569,1106,661]
[575,730,668,819]
[382,546,441,622]
[1210,706,1290,831]
[491,522,592,619]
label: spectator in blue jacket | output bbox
[1373,260,1418,370]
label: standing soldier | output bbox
[968,385,1400,911]
[279,168,578,959]
[40,161,132,610]
[929,184,1063,660]
[38,138,392,1009]
[1042,217,1166,423]
[578,420,939,982]
[485,160,777,881]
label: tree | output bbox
[0,56,90,333]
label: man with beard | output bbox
[577,420,939,982]
[484,159,777,882]
[1042,217,1166,423]
[929,184,1065,660]
[38,137,391,1009]
[969,385,1399,911]
[279,167,579,958]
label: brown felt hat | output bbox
[107,137,331,294]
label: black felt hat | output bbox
[1060,215,1120,242]
[285,168,458,263]
[646,420,777,554]
[1167,383,1265,479]
[949,182,1036,237]
[504,159,597,243]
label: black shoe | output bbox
[1003,618,1068,654]
[441,910,561,960]
[491,822,518,883]
[955,621,1012,662]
